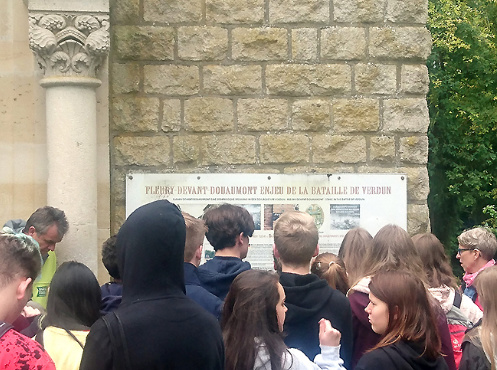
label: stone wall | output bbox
[110,0,431,234]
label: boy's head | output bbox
[102,235,120,280]
[0,229,42,323]
[183,212,207,265]
[273,211,319,267]
[203,204,254,252]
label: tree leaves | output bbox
[427,0,497,258]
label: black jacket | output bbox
[80,200,224,370]
[280,272,353,370]
[459,325,491,370]
[356,340,449,370]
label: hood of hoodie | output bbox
[381,340,447,370]
[279,272,334,321]
[100,282,123,314]
[197,256,251,299]
[3,219,26,233]
[429,285,454,314]
[349,276,371,295]
[117,200,186,303]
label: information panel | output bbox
[126,173,407,269]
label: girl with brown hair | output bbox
[348,224,456,370]
[222,269,346,370]
[311,253,350,295]
[355,270,448,370]
[337,228,372,287]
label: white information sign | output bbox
[126,173,407,269]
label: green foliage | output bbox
[482,205,497,233]
[427,0,497,266]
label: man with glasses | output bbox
[457,227,497,310]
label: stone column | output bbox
[27,1,109,272]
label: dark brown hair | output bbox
[311,252,349,295]
[412,233,457,289]
[44,261,101,330]
[222,270,287,370]
[203,204,254,251]
[101,235,119,280]
[368,271,441,360]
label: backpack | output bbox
[446,291,473,368]
[0,322,13,339]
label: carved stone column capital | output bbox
[28,11,109,79]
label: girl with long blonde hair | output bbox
[460,265,497,370]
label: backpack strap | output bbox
[102,312,132,370]
[35,328,84,349]
[0,322,13,339]
[35,330,44,346]
[64,328,85,349]
[453,290,463,308]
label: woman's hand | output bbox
[318,318,341,347]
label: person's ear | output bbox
[27,226,36,237]
[236,232,244,246]
[273,244,280,259]
[313,244,319,257]
[17,277,33,301]
[195,245,203,260]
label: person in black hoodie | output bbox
[80,200,225,370]
[197,204,254,301]
[355,271,448,370]
[273,211,353,369]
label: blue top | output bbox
[184,262,223,320]
[197,256,251,300]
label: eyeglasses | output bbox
[457,248,477,254]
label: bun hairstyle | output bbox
[311,252,349,295]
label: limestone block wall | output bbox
[1,1,47,219]
[110,0,432,234]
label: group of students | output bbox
[1,200,496,370]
